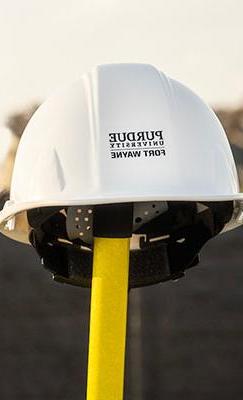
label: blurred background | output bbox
[1,0,243,399]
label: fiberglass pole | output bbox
[86,237,130,400]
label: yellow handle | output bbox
[86,237,130,400]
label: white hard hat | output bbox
[0,63,242,287]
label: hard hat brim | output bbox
[1,193,243,223]
[1,194,243,244]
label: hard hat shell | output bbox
[0,63,243,244]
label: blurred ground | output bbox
[0,226,243,399]
[126,227,243,400]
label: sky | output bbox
[0,0,243,128]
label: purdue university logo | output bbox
[109,130,166,159]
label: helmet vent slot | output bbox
[133,201,168,231]
[66,206,93,243]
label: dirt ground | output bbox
[0,227,243,399]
